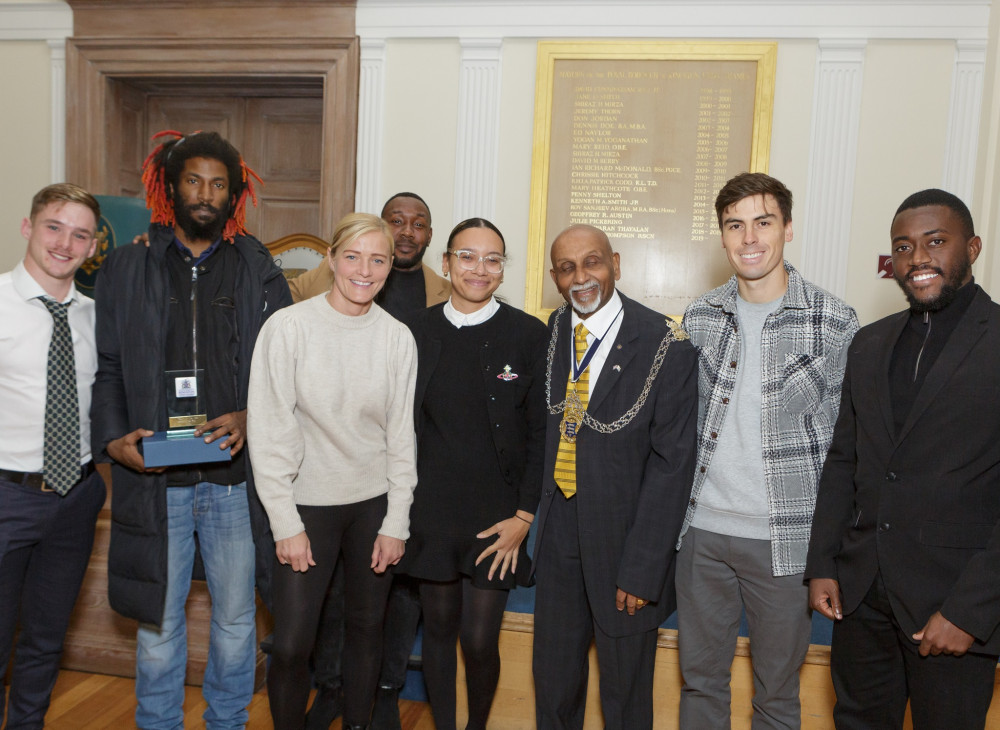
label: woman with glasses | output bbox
[247,213,417,730]
[396,217,547,730]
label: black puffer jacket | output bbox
[91,224,291,626]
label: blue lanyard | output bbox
[571,306,623,382]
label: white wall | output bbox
[1,1,994,327]
[0,39,51,271]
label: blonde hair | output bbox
[329,213,394,257]
[31,183,101,223]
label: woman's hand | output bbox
[371,534,405,574]
[475,510,533,581]
[276,531,315,572]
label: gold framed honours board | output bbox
[526,41,777,318]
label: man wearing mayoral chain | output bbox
[531,224,697,729]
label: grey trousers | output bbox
[676,527,812,730]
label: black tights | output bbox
[419,577,509,730]
[268,496,393,730]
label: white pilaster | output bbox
[942,39,987,202]
[453,38,503,222]
[801,40,867,298]
[356,38,387,215]
[47,39,66,183]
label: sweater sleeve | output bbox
[247,311,307,542]
[378,325,419,541]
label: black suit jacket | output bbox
[531,293,698,637]
[806,287,1000,654]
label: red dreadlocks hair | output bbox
[140,130,263,242]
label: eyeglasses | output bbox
[448,250,506,274]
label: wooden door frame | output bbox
[66,37,359,240]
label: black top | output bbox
[164,240,246,485]
[397,302,548,589]
[889,279,978,434]
[377,266,426,321]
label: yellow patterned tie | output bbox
[554,323,590,498]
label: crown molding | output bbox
[356,0,990,40]
[0,3,72,41]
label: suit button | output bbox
[545,489,553,496]
[689,498,697,506]
[699,466,706,473]
[879,523,890,532]
[490,395,496,401]
[729,361,737,368]
[722,397,730,404]
[495,423,501,429]
[885,472,897,481]
[710,432,718,439]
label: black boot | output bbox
[305,685,344,730]
[343,725,370,730]
[370,685,402,730]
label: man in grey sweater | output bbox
[677,173,858,728]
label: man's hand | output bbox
[107,428,165,473]
[195,410,247,455]
[276,531,315,572]
[131,232,150,247]
[371,534,405,574]
[809,578,843,620]
[475,510,533,581]
[913,611,975,656]
[616,587,652,616]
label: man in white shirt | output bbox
[0,184,105,729]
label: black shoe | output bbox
[370,685,401,730]
[305,685,344,730]
[343,725,370,730]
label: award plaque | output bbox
[167,369,207,430]
[142,369,232,467]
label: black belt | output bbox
[0,461,96,493]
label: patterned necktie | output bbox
[554,323,590,498]
[40,297,80,495]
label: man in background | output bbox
[0,183,105,729]
[289,192,449,315]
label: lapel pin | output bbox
[613,364,621,372]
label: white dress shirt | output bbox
[443,295,499,328]
[569,289,624,400]
[0,262,96,471]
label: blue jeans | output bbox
[135,482,256,730]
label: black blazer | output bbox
[531,293,698,637]
[806,287,1000,654]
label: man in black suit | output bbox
[532,224,698,729]
[806,189,1000,729]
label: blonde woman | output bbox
[248,213,417,730]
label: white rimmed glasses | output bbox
[448,249,506,274]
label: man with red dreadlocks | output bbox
[91,131,292,729]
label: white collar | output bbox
[13,261,78,305]
[570,289,622,336]
[443,296,500,328]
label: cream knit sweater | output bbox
[247,294,417,542]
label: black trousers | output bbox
[268,495,394,730]
[831,572,998,730]
[0,469,105,730]
[532,494,657,730]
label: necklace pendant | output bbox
[560,388,585,443]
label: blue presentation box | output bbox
[142,430,232,468]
